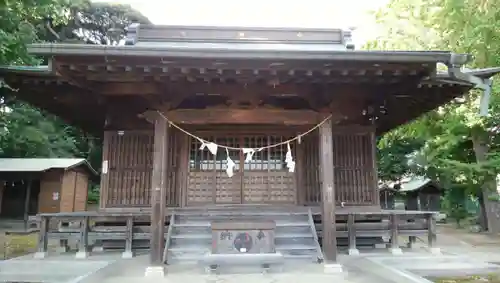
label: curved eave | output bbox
[0,70,104,136]
[376,83,472,135]
[458,67,500,79]
[433,67,500,84]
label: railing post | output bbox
[123,216,134,259]
[57,239,70,253]
[34,216,49,259]
[426,213,441,254]
[76,216,90,259]
[406,216,416,249]
[347,213,359,255]
[389,214,402,255]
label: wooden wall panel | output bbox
[38,170,62,213]
[300,126,378,206]
[242,136,296,204]
[101,129,181,208]
[60,171,77,212]
[186,133,297,206]
[73,171,89,211]
[332,127,377,206]
[302,132,321,205]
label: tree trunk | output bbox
[472,132,500,233]
[477,194,488,230]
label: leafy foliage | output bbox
[42,0,151,44]
[0,0,68,65]
[367,0,500,229]
[0,0,149,203]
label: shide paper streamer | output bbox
[155,111,332,177]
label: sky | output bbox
[94,0,389,46]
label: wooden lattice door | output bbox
[186,134,296,206]
[187,136,242,205]
[242,136,296,204]
[214,137,242,204]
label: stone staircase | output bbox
[164,207,323,265]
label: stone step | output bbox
[171,233,211,239]
[170,236,211,246]
[276,237,316,246]
[173,220,310,227]
[275,232,313,238]
[276,244,317,251]
[175,211,308,217]
[166,209,322,265]
[167,246,209,264]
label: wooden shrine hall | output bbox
[1,24,499,276]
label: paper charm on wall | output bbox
[285,142,295,173]
[199,139,218,155]
[225,149,236,177]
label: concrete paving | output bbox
[0,251,119,283]
[2,225,500,283]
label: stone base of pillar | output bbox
[348,248,360,256]
[75,251,89,259]
[122,251,134,259]
[389,248,403,255]
[56,246,69,253]
[144,266,165,278]
[33,252,47,259]
[323,263,343,274]
[92,246,104,253]
[427,247,441,255]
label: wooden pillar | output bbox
[34,216,49,258]
[426,213,440,254]
[123,216,134,258]
[76,216,90,258]
[347,213,359,255]
[23,179,32,231]
[147,112,169,276]
[318,117,337,263]
[389,214,402,255]
[370,127,380,207]
[0,181,4,215]
[296,142,305,205]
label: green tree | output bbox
[0,0,69,65]
[367,0,500,231]
[0,1,149,203]
[42,0,150,44]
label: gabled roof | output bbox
[399,177,434,192]
[379,176,439,193]
[0,158,98,176]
